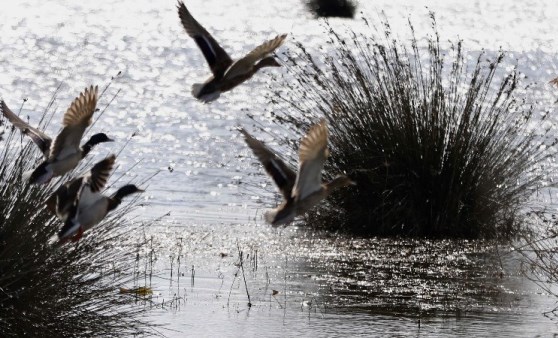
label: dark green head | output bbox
[87,133,114,146]
[82,133,114,156]
[114,184,144,200]
[108,185,144,212]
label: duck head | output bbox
[82,133,114,155]
[87,133,114,145]
[108,184,144,212]
[114,184,144,200]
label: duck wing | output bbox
[177,1,233,78]
[292,120,329,201]
[49,85,98,160]
[86,154,115,193]
[77,154,115,212]
[46,176,84,220]
[57,186,84,240]
[1,100,52,157]
[223,34,287,80]
[240,128,296,199]
[48,155,114,230]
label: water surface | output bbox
[1,0,558,336]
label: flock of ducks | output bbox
[0,1,355,245]
[1,86,143,244]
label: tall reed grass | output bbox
[0,94,153,336]
[515,211,558,315]
[267,18,556,238]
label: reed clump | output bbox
[0,99,152,336]
[268,19,556,238]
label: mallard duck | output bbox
[177,1,287,102]
[240,120,355,226]
[1,98,112,160]
[24,85,113,184]
[48,154,144,243]
[46,154,115,222]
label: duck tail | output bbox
[191,83,220,102]
[27,162,52,184]
[264,209,278,224]
[191,83,204,97]
[264,208,295,227]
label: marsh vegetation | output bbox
[0,94,153,337]
[2,0,558,336]
[266,19,557,238]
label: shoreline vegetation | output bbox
[2,8,558,336]
[265,17,558,238]
[0,91,154,337]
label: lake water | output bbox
[1,0,558,336]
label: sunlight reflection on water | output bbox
[1,0,558,336]
[136,224,558,337]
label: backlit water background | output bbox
[1,0,558,336]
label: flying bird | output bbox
[47,154,144,243]
[240,120,355,226]
[24,86,113,184]
[177,1,287,102]
[1,98,112,161]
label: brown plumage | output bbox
[177,1,287,102]
[1,100,52,157]
[48,154,143,244]
[46,154,116,221]
[240,120,355,226]
[26,86,113,185]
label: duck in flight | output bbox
[47,154,144,243]
[1,100,53,158]
[177,1,287,102]
[240,120,355,226]
[16,86,113,184]
[1,94,112,162]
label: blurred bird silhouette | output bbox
[240,120,355,226]
[177,1,287,102]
